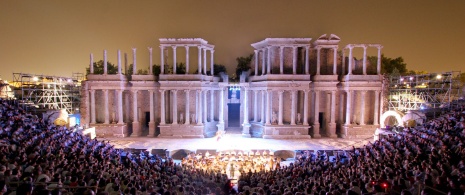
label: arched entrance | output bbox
[380,110,404,128]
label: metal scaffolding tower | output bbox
[12,73,83,114]
[388,71,462,112]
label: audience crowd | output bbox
[0,97,464,195]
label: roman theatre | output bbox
[81,34,384,143]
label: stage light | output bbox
[399,78,404,81]
[32,77,39,81]
[409,77,414,81]
[436,75,442,79]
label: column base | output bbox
[147,122,156,137]
[217,122,225,131]
[341,125,350,139]
[327,122,337,138]
[131,122,141,137]
[242,123,251,137]
[312,123,321,138]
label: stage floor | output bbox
[103,134,372,152]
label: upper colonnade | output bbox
[313,34,340,75]
[342,43,383,75]
[159,38,215,75]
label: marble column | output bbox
[279,46,284,74]
[292,46,297,74]
[253,90,258,122]
[278,90,284,125]
[117,90,124,125]
[333,47,338,75]
[132,48,137,75]
[103,89,109,124]
[172,90,178,124]
[103,50,108,75]
[131,90,140,137]
[362,46,367,75]
[184,90,190,125]
[160,46,165,74]
[185,46,190,74]
[305,46,310,75]
[303,90,309,126]
[265,90,271,125]
[345,90,352,125]
[203,90,207,123]
[90,53,94,74]
[117,50,122,75]
[203,48,207,75]
[313,91,321,138]
[148,47,153,74]
[197,90,203,125]
[242,87,251,137]
[377,46,383,75]
[261,90,266,123]
[261,49,266,75]
[172,46,177,74]
[360,91,366,125]
[342,49,346,75]
[254,50,259,76]
[210,50,214,76]
[217,88,225,131]
[348,46,353,75]
[197,46,202,75]
[374,90,380,125]
[90,89,96,124]
[328,90,337,137]
[210,90,214,122]
[267,47,271,74]
[148,90,155,137]
[291,90,296,125]
[160,90,166,125]
[316,47,321,75]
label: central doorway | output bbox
[227,103,240,127]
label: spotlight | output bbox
[436,75,442,79]
[32,77,39,81]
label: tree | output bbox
[86,60,118,75]
[367,55,408,75]
[235,53,254,80]
[175,62,186,74]
[127,64,149,75]
[152,64,172,76]
[213,64,227,76]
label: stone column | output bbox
[328,90,337,137]
[117,50,122,74]
[345,90,352,125]
[303,90,309,125]
[197,46,202,75]
[210,90,214,122]
[305,46,310,75]
[279,46,284,74]
[131,90,140,137]
[197,90,203,125]
[184,90,190,124]
[265,90,271,125]
[185,46,190,74]
[253,90,258,122]
[242,87,251,137]
[203,48,207,75]
[374,90,380,125]
[103,89,109,124]
[132,48,137,75]
[117,90,124,124]
[203,90,207,123]
[316,47,321,75]
[160,46,165,74]
[90,53,94,74]
[348,46,353,75]
[172,46,177,74]
[261,49,266,75]
[292,46,297,74]
[148,90,155,137]
[195,90,199,124]
[261,90,266,123]
[313,91,321,138]
[360,91,366,125]
[267,47,271,74]
[210,50,214,76]
[278,90,284,125]
[217,88,225,131]
[362,46,367,75]
[103,50,108,75]
[333,47,338,75]
[342,48,345,75]
[377,46,383,75]
[291,90,297,125]
[90,89,96,124]
[148,47,153,74]
[172,90,178,124]
[254,50,259,76]
[160,90,166,125]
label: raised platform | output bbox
[343,124,379,139]
[250,122,311,139]
[158,124,206,138]
[90,123,128,137]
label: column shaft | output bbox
[314,91,320,124]
[345,90,352,125]
[292,46,297,74]
[197,46,202,74]
[149,90,154,123]
[104,90,109,124]
[363,46,367,75]
[160,46,165,74]
[195,90,199,124]
[210,90,214,122]
[172,46,177,74]
[265,90,271,125]
[303,90,309,125]
[133,90,138,122]
[374,91,380,125]
[253,90,258,122]
[185,90,190,124]
[316,47,321,75]
[172,90,178,124]
[103,50,107,75]
[210,50,214,76]
[185,46,190,74]
[330,91,336,124]
[118,90,124,124]
[90,90,96,124]
[197,90,203,125]
[377,47,382,74]
[360,91,366,125]
[90,53,94,74]
[132,48,137,75]
[305,46,310,75]
[267,47,271,74]
[203,49,207,75]
[117,50,122,74]
[254,50,259,76]
[148,47,153,74]
[291,90,296,125]
[160,90,166,125]
[348,47,353,75]
[261,91,265,123]
[279,47,284,74]
[261,49,266,75]
[278,91,283,125]
[333,48,338,75]
[219,88,225,123]
[203,90,207,123]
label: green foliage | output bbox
[235,54,254,79]
[85,60,118,75]
[367,55,407,75]
[175,62,186,74]
[213,64,227,76]
[152,64,172,76]
[127,64,149,75]
[405,70,428,75]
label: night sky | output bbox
[1,0,464,81]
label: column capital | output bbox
[305,46,310,49]
[132,48,136,52]
[148,89,154,93]
[303,89,310,93]
[254,50,258,54]
[184,45,189,49]
[279,46,284,50]
[183,89,190,93]
[278,90,284,94]
[89,89,95,93]
[253,90,258,94]
[159,45,164,49]
[361,90,367,94]
[210,50,215,53]
[148,47,152,51]
[171,89,178,93]
[172,46,177,50]
[159,89,165,93]
[132,89,139,93]
[197,45,202,49]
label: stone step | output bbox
[225,128,242,134]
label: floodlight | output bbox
[436,75,442,79]
[32,77,39,81]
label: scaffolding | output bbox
[12,73,83,114]
[388,71,462,112]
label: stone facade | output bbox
[81,35,384,139]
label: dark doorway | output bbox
[228,103,240,127]
[319,112,325,131]
[145,112,150,127]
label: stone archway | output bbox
[380,110,404,128]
